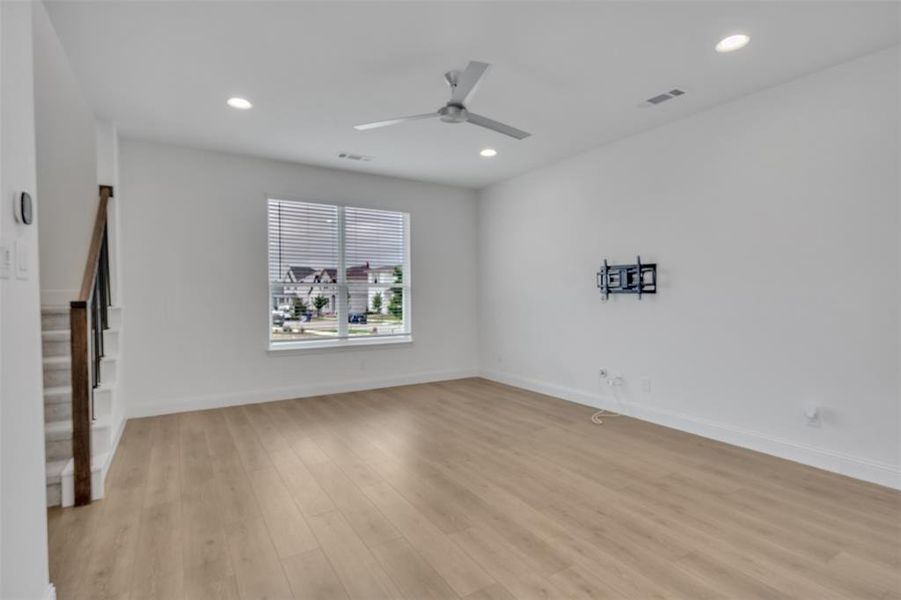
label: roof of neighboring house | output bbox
[283,262,399,284]
[346,263,369,281]
[284,266,314,282]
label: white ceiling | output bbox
[45,1,899,189]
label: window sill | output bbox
[268,335,412,353]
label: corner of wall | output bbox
[1,1,52,597]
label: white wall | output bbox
[119,140,479,417]
[478,47,900,488]
[33,1,97,306]
[0,2,52,598]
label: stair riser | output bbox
[100,359,117,385]
[42,330,117,357]
[44,366,71,388]
[46,439,73,462]
[47,482,61,507]
[108,307,122,329]
[61,459,107,507]
[93,426,112,455]
[43,333,118,358]
[45,388,112,419]
[45,401,72,422]
[43,360,116,388]
[103,329,119,356]
[42,338,70,358]
[41,312,69,331]
[93,388,113,419]
[45,423,111,454]
[44,388,71,406]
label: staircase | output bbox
[42,305,121,506]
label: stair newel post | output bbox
[69,301,92,506]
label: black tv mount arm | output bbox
[597,255,657,302]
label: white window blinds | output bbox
[268,198,410,346]
[268,200,338,282]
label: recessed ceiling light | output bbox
[715,34,750,53]
[480,148,497,157]
[227,97,253,110]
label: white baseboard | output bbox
[127,368,480,418]
[107,412,126,467]
[480,369,901,490]
[43,583,57,600]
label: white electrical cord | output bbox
[591,376,626,424]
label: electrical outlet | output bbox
[641,377,651,393]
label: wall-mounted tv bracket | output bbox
[597,256,657,302]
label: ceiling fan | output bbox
[353,61,531,140]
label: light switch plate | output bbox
[0,241,11,279]
[15,238,28,279]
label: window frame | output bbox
[266,196,412,352]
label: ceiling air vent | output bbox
[337,152,373,162]
[644,89,686,106]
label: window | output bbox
[268,198,410,348]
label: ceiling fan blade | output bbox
[450,61,490,105]
[354,112,438,131]
[466,112,531,140]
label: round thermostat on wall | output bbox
[14,191,33,225]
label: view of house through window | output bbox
[268,198,410,345]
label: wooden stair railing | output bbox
[69,185,113,506]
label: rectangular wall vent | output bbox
[645,88,686,106]
[338,152,373,162]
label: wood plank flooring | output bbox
[48,378,901,599]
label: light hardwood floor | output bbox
[48,378,901,599]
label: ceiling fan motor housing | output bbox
[439,104,468,123]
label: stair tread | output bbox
[44,386,72,403]
[41,305,121,311]
[45,382,113,396]
[45,385,72,394]
[43,327,120,336]
[42,329,71,339]
[61,452,108,476]
[46,459,70,483]
[43,356,71,366]
[45,416,111,435]
[44,422,72,435]
[44,353,116,363]
[45,420,72,433]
